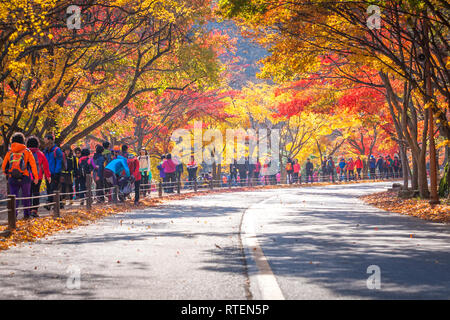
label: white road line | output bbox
[241,196,285,300]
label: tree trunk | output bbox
[399,144,409,189]
[417,151,430,198]
[412,154,419,191]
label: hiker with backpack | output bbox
[285,158,294,184]
[2,132,39,219]
[26,136,51,217]
[77,148,97,202]
[43,134,64,209]
[61,145,77,205]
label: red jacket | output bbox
[127,158,141,181]
[29,147,51,180]
[355,158,363,169]
[347,160,355,171]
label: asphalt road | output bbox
[0,182,448,299]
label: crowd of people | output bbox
[1,132,154,219]
[1,131,404,220]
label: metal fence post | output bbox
[7,195,16,230]
[177,179,181,194]
[158,181,163,197]
[54,191,60,218]
[86,174,92,210]
[114,185,119,203]
[209,179,213,190]
[194,179,197,192]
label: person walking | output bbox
[253,158,261,185]
[338,157,346,181]
[187,155,198,189]
[355,156,363,180]
[157,155,167,192]
[61,145,77,205]
[347,157,355,181]
[26,136,51,217]
[104,153,130,202]
[393,155,401,178]
[285,158,294,184]
[127,155,141,205]
[376,155,384,180]
[327,156,336,183]
[43,134,64,209]
[77,148,96,203]
[73,147,82,198]
[230,160,238,186]
[2,132,39,219]
[386,155,394,179]
[138,148,151,196]
[293,159,300,184]
[162,154,177,193]
[102,141,113,165]
[321,157,328,182]
[305,158,314,183]
[369,155,376,179]
[93,145,106,203]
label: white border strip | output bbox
[241,196,285,300]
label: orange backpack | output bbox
[286,162,292,171]
[7,151,28,180]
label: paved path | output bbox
[0,182,448,299]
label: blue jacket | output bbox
[369,158,376,169]
[44,145,63,174]
[157,162,165,178]
[105,155,130,177]
[93,153,106,180]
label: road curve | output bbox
[0,182,448,299]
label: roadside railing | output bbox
[0,171,401,232]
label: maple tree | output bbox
[0,0,224,155]
[218,0,449,198]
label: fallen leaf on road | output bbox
[215,244,222,249]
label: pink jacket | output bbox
[162,159,176,173]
